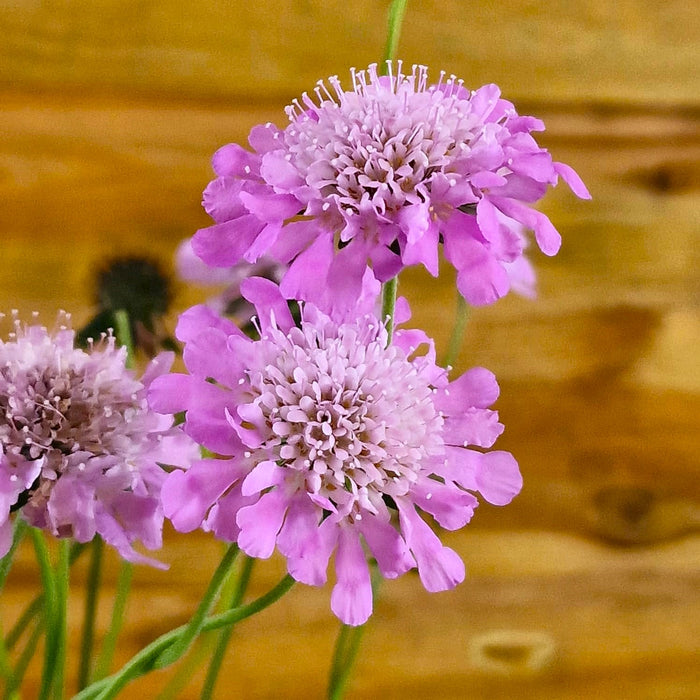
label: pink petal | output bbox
[192,215,266,268]
[260,151,304,189]
[443,408,504,448]
[202,177,247,223]
[435,367,500,413]
[331,528,373,626]
[554,162,591,199]
[359,514,415,579]
[240,460,286,497]
[269,219,323,264]
[161,459,242,532]
[490,197,561,256]
[206,484,256,542]
[279,232,334,306]
[278,500,335,586]
[182,328,239,388]
[211,143,259,177]
[239,191,301,225]
[240,277,294,333]
[397,499,465,592]
[248,123,284,153]
[236,489,288,559]
[475,451,523,505]
[435,446,481,491]
[412,479,478,530]
[243,223,282,263]
[147,374,193,414]
[175,305,240,344]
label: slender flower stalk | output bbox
[78,538,103,690]
[444,293,470,368]
[4,616,42,699]
[201,555,256,700]
[382,0,408,66]
[52,539,71,700]
[380,276,399,343]
[155,544,240,668]
[74,574,296,700]
[30,530,58,700]
[5,543,85,653]
[91,562,133,683]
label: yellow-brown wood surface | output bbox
[1,1,698,698]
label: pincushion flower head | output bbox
[0,313,195,565]
[192,61,589,312]
[148,279,522,625]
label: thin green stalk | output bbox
[5,543,85,652]
[0,520,28,683]
[444,293,470,368]
[92,561,133,682]
[5,596,42,651]
[3,616,42,700]
[52,539,71,700]
[154,637,213,700]
[74,574,295,700]
[201,555,256,700]
[0,519,27,592]
[154,544,240,669]
[0,621,12,682]
[381,277,399,343]
[78,538,104,690]
[113,309,134,368]
[30,529,58,700]
[382,0,408,66]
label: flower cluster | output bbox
[0,62,586,633]
[193,62,589,312]
[149,280,522,625]
[0,314,194,565]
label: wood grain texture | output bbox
[0,1,699,697]
[0,1,698,104]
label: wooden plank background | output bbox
[1,1,698,698]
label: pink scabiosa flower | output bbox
[0,313,195,566]
[149,280,522,625]
[192,62,589,312]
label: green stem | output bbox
[154,637,212,700]
[3,616,42,700]
[381,277,399,344]
[0,519,27,592]
[0,520,28,683]
[78,538,104,690]
[155,544,240,669]
[75,574,296,700]
[382,0,408,66]
[30,529,58,700]
[113,309,134,368]
[201,555,256,700]
[5,543,85,652]
[444,293,470,368]
[5,596,42,651]
[52,539,71,700]
[92,561,133,682]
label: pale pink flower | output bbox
[149,281,522,624]
[0,314,195,565]
[192,62,588,312]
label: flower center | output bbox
[283,63,483,219]
[246,318,444,517]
